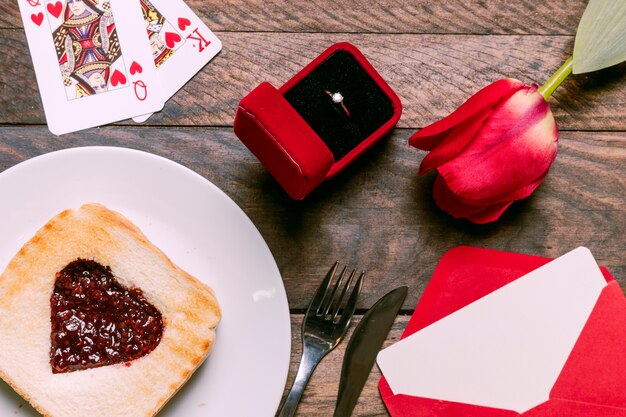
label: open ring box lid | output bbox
[233,42,403,200]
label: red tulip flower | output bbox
[410,78,559,224]
[408,0,626,224]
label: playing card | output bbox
[17,0,164,135]
[132,0,222,123]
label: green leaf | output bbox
[573,0,626,74]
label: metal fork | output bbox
[276,263,364,417]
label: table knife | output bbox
[333,286,408,417]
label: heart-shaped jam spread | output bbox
[50,259,164,373]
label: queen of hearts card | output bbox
[51,0,127,99]
[19,0,164,134]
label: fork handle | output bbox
[276,344,326,417]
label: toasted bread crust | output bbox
[0,204,220,417]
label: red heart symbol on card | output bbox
[129,61,142,75]
[165,32,182,49]
[110,69,127,87]
[31,12,44,26]
[177,17,191,31]
[46,1,62,18]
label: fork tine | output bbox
[336,271,365,326]
[321,265,348,316]
[329,268,356,321]
[307,262,338,315]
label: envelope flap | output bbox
[406,246,552,335]
[549,280,626,409]
[383,393,519,417]
[404,246,613,337]
[522,399,626,417]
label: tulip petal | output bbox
[433,175,513,224]
[418,109,491,175]
[448,169,550,207]
[466,202,514,224]
[438,86,558,201]
[433,175,482,218]
[409,78,525,151]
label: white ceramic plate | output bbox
[0,147,291,417]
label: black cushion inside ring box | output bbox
[283,50,395,161]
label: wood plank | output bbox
[2,0,587,35]
[0,127,623,309]
[1,30,625,130]
[281,314,410,416]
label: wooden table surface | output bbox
[1,1,625,415]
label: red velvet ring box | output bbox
[233,42,402,200]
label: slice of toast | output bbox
[0,204,220,417]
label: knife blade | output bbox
[333,286,408,417]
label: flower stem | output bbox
[538,56,573,100]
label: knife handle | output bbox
[276,343,326,417]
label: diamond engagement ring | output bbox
[324,90,350,117]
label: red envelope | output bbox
[379,246,626,417]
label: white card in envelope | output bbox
[377,247,607,413]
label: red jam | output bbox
[50,259,164,373]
